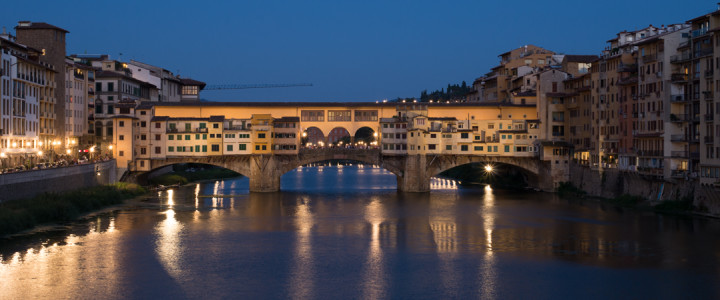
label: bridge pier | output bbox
[397,155,431,192]
[249,155,281,192]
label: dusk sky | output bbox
[2,1,714,102]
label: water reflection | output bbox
[0,165,719,298]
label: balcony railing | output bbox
[670,114,689,122]
[670,53,691,63]
[671,169,689,178]
[671,151,688,158]
[670,94,687,103]
[642,54,657,63]
[638,150,663,157]
[695,48,713,58]
[671,73,688,82]
[692,28,708,37]
[670,134,688,142]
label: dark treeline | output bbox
[419,81,471,102]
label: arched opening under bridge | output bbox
[327,127,351,146]
[353,126,378,148]
[434,161,539,189]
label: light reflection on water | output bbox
[0,164,720,299]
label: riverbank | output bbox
[556,181,708,217]
[0,183,146,237]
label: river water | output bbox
[1,164,720,299]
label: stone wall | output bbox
[568,162,719,216]
[0,160,117,203]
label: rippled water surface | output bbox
[1,164,720,299]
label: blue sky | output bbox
[1,0,713,102]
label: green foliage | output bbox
[556,182,586,198]
[0,183,146,236]
[419,81,471,103]
[149,167,240,186]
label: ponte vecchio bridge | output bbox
[114,102,571,192]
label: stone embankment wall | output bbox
[0,160,117,203]
[568,163,720,216]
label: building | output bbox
[14,21,67,152]
[0,33,57,168]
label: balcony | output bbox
[642,54,657,63]
[671,169,689,178]
[705,136,715,144]
[670,114,689,122]
[695,48,713,58]
[706,114,715,121]
[638,150,663,157]
[671,151,688,158]
[618,63,638,72]
[671,134,688,142]
[692,28,708,37]
[670,53,691,63]
[670,94,687,103]
[671,73,688,82]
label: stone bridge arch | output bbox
[426,155,541,178]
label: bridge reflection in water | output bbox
[1,166,719,298]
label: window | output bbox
[354,110,378,121]
[461,133,469,139]
[256,145,260,150]
[239,144,246,151]
[96,82,101,92]
[474,146,483,151]
[301,110,325,121]
[140,148,146,155]
[202,145,207,152]
[212,144,220,152]
[168,146,174,152]
[195,145,200,152]
[185,135,190,140]
[262,145,267,150]
[227,145,233,151]
[213,123,219,129]
[445,145,452,150]
[328,110,351,121]
[203,134,207,140]
[196,134,200,140]
[155,123,160,129]
[108,82,114,92]
[155,147,161,154]
[461,145,468,151]
[428,144,436,150]
[258,133,266,139]
[505,145,510,152]
[119,151,124,156]
[185,123,191,131]
[155,134,161,141]
[119,135,124,140]
[119,121,124,127]
[177,135,182,140]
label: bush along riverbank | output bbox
[148,165,241,186]
[0,183,146,237]
[556,182,700,215]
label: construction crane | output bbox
[204,83,313,90]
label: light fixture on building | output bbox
[108,145,113,150]
[37,151,43,156]
[38,141,43,146]
[90,146,96,153]
[66,149,71,154]
[0,152,6,158]
[11,142,17,148]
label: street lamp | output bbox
[484,164,494,173]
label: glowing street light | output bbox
[484,164,494,173]
[66,149,71,154]
[302,132,307,137]
[37,151,43,156]
[11,142,17,148]
[0,152,6,158]
[108,145,113,150]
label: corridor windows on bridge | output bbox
[328,110,351,121]
[301,110,324,122]
[354,110,378,121]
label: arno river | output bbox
[1,164,719,299]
